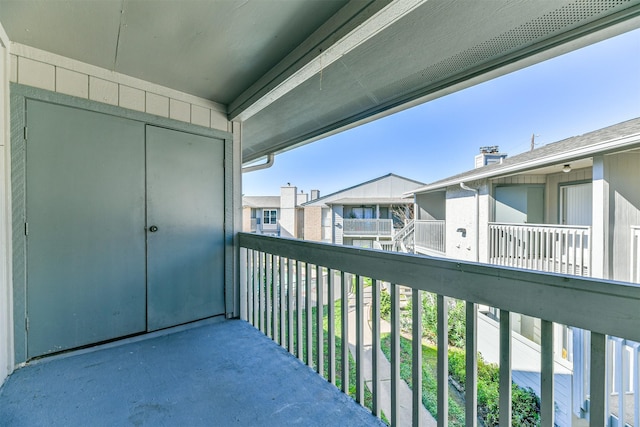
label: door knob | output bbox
[149,225,158,233]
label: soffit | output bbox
[241,0,640,162]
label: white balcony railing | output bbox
[239,233,640,427]
[250,218,257,232]
[632,226,640,283]
[414,220,446,253]
[343,219,393,236]
[489,223,591,276]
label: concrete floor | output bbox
[0,319,384,427]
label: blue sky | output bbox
[243,28,640,197]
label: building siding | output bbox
[9,44,228,132]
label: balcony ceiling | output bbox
[2,0,640,163]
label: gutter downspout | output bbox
[242,153,275,173]
[460,182,479,262]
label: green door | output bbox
[145,126,225,331]
[26,101,147,358]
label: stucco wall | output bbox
[9,43,229,132]
[304,206,323,242]
[445,179,489,263]
[279,187,297,238]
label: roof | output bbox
[4,1,637,163]
[326,197,413,206]
[410,117,640,194]
[242,196,280,209]
[302,173,424,207]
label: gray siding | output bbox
[606,151,640,281]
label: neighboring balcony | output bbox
[343,218,393,236]
[414,220,446,254]
[488,222,591,277]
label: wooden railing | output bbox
[632,226,640,283]
[414,220,446,254]
[488,223,591,276]
[343,219,393,236]
[239,233,640,427]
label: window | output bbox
[263,209,277,225]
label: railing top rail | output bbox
[239,232,640,342]
[632,225,640,231]
[489,222,591,230]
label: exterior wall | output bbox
[9,43,229,132]
[279,187,297,238]
[445,179,488,263]
[606,151,640,281]
[304,206,323,242]
[0,22,13,384]
[415,192,445,220]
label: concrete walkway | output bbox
[346,286,437,426]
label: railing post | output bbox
[296,260,303,361]
[412,289,422,427]
[590,332,607,427]
[287,258,294,352]
[391,283,400,427]
[540,320,554,427]
[240,247,248,321]
[316,265,324,377]
[372,279,381,418]
[328,269,336,386]
[466,302,478,427]
[437,295,448,427]
[341,271,349,395]
[499,310,512,427]
[356,275,364,406]
[306,263,313,368]
[266,253,272,338]
[279,257,286,347]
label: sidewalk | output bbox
[346,285,437,426]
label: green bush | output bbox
[380,288,392,321]
[448,348,540,426]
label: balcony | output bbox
[488,223,591,276]
[343,219,393,237]
[239,233,640,426]
[414,220,446,254]
[0,318,383,426]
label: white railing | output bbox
[414,220,446,254]
[239,233,640,427]
[631,226,640,283]
[343,219,393,236]
[489,223,591,276]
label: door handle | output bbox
[149,225,159,233]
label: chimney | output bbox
[474,146,507,168]
[310,189,320,200]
